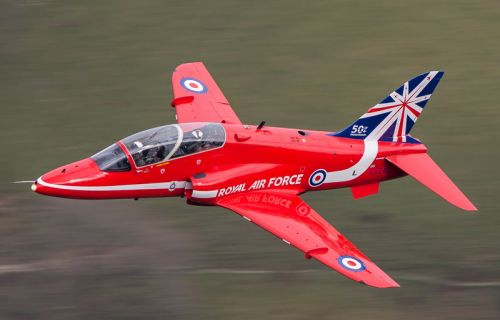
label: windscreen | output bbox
[91,144,131,172]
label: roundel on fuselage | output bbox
[309,169,327,187]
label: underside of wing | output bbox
[171,62,242,124]
[217,190,399,288]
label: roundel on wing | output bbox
[181,77,208,94]
[337,255,366,272]
[296,202,310,216]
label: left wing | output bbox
[217,190,399,288]
[171,62,242,124]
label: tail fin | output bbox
[387,153,477,211]
[333,71,444,143]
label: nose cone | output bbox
[33,158,103,198]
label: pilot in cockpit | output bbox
[132,141,167,167]
[143,145,166,164]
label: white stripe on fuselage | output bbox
[192,189,219,199]
[36,178,186,191]
[324,139,378,183]
[188,140,379,199]
[37,140,376,197]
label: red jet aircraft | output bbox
[32,62,477,288]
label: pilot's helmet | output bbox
[191,129,204,140]
[133,141,144,149]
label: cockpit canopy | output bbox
[91,143,131,172]
[123,124,179,168]
[91,123,225,171]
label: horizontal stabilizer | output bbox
[386,153,477,211]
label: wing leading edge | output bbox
[217,190,399,288]
[171,62,242,124]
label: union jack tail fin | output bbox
[333,71,444,143]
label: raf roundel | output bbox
[309,169,327,187]
[337,255,366,272]
[181,77,208,94]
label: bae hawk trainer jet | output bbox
[31,62,477,288]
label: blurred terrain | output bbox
[0,0,499,319]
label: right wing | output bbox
[217,190,399,288]
[171,62,242,124]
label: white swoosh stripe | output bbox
[191,140,377,198]
[192,189,219,198]
[325,140,378,183]
[37,178,186,192]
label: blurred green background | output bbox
[1,0,499,319]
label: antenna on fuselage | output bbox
[257,121,266,131]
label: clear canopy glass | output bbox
[91,143,131,172]
[121,123,225,168]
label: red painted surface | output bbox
[32,62,477,288]
[218,189,399,288]
[34,124,422,200]
[387,153,477,211]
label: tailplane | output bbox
[333,71,444,143]
[386,152,477,211]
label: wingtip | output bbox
[356,269,400,288]
[176,61,204,69]
[359,279,400,288]
[455,197,478,212]
[463,203,478,212]
[379,278,400,288]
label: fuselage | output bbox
[33,122,427,204]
